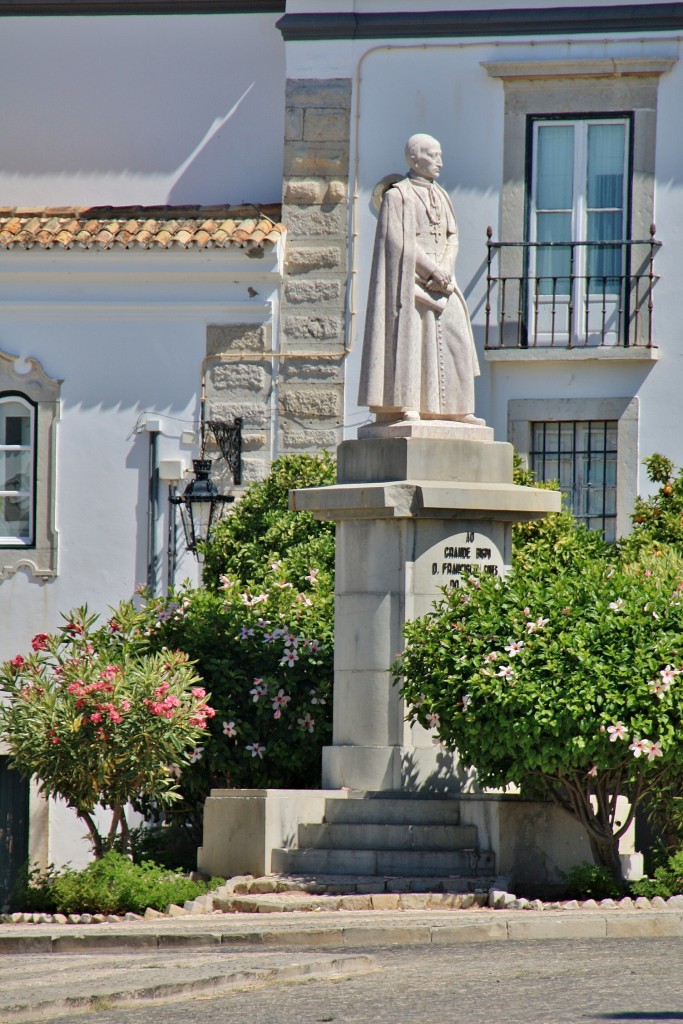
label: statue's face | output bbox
[411,140,443,180]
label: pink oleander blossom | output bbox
[607,722,627,742]
[629,737,649,758]
[31,633,50,652]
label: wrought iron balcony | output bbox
[484,228,660,350]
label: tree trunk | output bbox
[589,833,623,883]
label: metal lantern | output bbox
[170,458,233,556]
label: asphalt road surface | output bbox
[35,937,683,1024]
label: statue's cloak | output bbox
[358,176,479,416]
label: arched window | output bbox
[0,395,35,546]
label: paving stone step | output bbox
[270,847,496,877]
[298,822,478,851]
[323,796,462,826]
[262,873,496,895]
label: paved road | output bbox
[11,937,683,1024]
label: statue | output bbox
[358,134,483,426]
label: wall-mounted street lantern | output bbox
[170,457,233,557]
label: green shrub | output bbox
[11,852,221,915]
[564,861,623,901]
[631,849,683,899]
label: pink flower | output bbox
[223,720,237,737]
[246,742,266,759]
[647,741,663,761]
[192,687,207,699]
[297,714,315,733]
[485,651,499,662]
[90,712,102,724]
[629,737,649,758]
[99,665,119,682]
[526,616,549,634]
[8,655,25,670]
[660,665,680,686]
[250,681,268,703]
[607,722,627,742]
[504,640,525,657]
[154,682,170,698]
[31,633,50,651]
[272,689,291,713]
[587,766,598,778]
[305,568,319,585]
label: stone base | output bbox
[358,418,493,442]
[321,743,476,793]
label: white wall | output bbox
[0,247,281,662]
[0,13,285,207]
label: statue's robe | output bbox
[358,175,479,418]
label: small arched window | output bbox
[0,395,35,546]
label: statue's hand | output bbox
[426,268,455,295]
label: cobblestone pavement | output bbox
[6,937,683,1024]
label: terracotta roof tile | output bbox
[0,204,284,251]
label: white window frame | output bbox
[0,352,59,581]
[0,395,35,546]
[508,397,638,541]
[528,117,631,348]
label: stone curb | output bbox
[2,910,683,954]
[0,953,376,1023]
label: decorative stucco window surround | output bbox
[483,58,675,362]
[508,396,638,540]
[0,351,60,581]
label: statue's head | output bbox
[405,134,443,181]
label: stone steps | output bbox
[256,873,496,896]
[322,797,463,826]
[297,823,478,851]
[270,846,495,877]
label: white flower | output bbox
[504,640,525,657]
[648,680,666,699]
[485,651,499,662]
[270,561,282,572]
[283,633,299,649]
[461,693,472,711]
[222,720,237,738]
[297,713,315,733]
[607,722,627,742]
[526,616,549,634]
[280,650,299,668]
[239,626,254,640]
[426,712,440,729]
[307,639,321,653]
[295,594,313,607]
[305,568,319,585]
[609,598,624,612]
[629,737,650,758]
[660,665,680,686]
[310,690,326,705]
[249,680,268,702]
[272,689,291,712]
[497,665,514,680]
[647,740,663,760]
[273,580,293,591]
[188,747,204,763]
[587,765,598,778]
[246,742,266,759]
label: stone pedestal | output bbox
[290,436,560,792]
